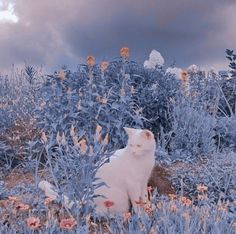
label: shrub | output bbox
[169,97,216,162]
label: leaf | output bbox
[226,49,234,56]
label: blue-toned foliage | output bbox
[0,51,236,233]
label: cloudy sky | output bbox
[0,0,236,73]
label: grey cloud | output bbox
[0,0,236,72]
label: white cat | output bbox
[94,127,156,214]
[39,127,156,214]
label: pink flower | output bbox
[104,200,114,208]
[26,217,41,230]
[59,218,77,230]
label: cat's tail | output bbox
[38,180,75,209]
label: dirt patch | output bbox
[148,164,176,195]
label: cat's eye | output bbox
[129,144,133,147]
[137,144,141,147]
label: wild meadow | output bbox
[0,48,236,233]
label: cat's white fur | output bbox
[94,127,155,214]
[39,127,156,214]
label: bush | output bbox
[169,97,216,162]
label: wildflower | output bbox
[100,61,109,72]
[57,70,66,80]
[169,204,177,212]
[26,217,41,230]
[144,50,164,69]
[180,69,188,83]
[61,133,66,146]
[179,196,192,206]
[197,194,208,200]
[102,133,109,145]
[70,125,76,137]
[8,196,20,202]
[15,203,30,211]
[197,184,208,193]
[218,203,228,212]
[96,95,108,105]
[59,218,77,230]
[77,138,88,155]
[101,97,108,105]
[168,194,177,200]
[56,132,62,144]
[120,88,126,97]
[87,55,95,67]
[123,212,131,222]
[104,200,114,208]
[44,197,55,206]
[41,132,47,143]
[144,205,152,216]
[120,47,129,59]
[95,124,102,142]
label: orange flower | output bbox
[26,217,41,230]
[120,47,130,59]
[100,61,109,72]
[179,197,192,206]
[59,218,77,230]
[87,55,95,67]
[180,69,188,83]
[57,70,66,80]
[102,133,109,145]
[197,184,208,193]
[77,138,88,155]
[123,212,131,222]
[104,200,114,208]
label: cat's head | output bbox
[124,127,156,156]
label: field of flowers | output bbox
[0,48,236,233]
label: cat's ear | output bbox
[142,130,153,140]
[124,127,134,136]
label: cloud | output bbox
[0,0,235,72]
